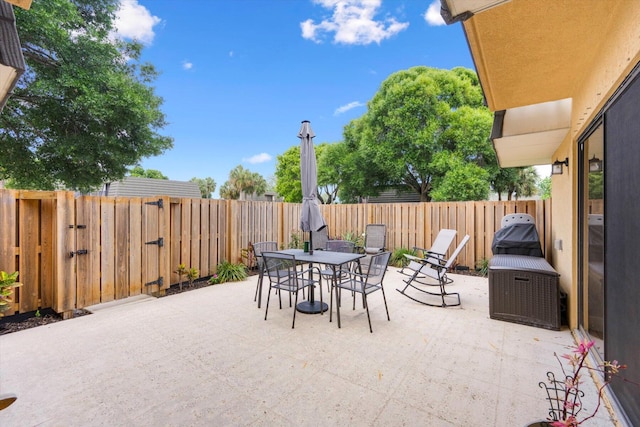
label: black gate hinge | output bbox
[145,199,164,209]
[145,277,163,287]
[145,237,164,247]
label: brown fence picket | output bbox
[129,198,143,296]
[55,191,76,315]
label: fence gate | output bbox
[141,197,170,296]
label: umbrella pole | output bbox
[309,231,313,255]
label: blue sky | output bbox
[113,0,476,197]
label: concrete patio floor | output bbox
[0,269,618,426]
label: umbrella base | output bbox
[296,300,328,314]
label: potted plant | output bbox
[531,340,628,426]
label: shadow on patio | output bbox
[0,270,616,426]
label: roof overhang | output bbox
[0,0,25,112]
[440,0,511,24]
[441,0,622,167]
[490,98,571,167]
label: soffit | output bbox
[491,99,572,167]
[461,0,620,111]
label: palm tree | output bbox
[220,165,267,200]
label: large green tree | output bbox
[220,165,267,200]
[274,142,345,203]
[0,0,173,192]
[342,66,495,202]
[274,145,302,203]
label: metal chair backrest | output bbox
[444,235,471,269]
[366,251,391,285]
[261,251,298,280]
[311,227,329,250]
[253,241,278,268]
[428,229,457,257]
[325,240,355,253]
[364,224,386,251]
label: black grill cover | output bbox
[491,223,543,257]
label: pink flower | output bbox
[550,415,579,427]
[574,340,595,355]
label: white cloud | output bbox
[424,1,445,26]
[243,153,272,164]
[182,61,193,70]
[301,0,409,45]
[334,101,365,115]
[114,0,162,44]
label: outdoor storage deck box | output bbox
[489,255,561,330]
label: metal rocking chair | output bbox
[396,235,470,307]
[398,228,457,285]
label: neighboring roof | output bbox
[365,187,421,204]
[441,0,631,167]
[0,0,25,112]
[105,177,201,198]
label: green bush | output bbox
[390,247,417,268]
[212,261,248,284]
[341,231,364,249]
[286,230,304,249]
[1,271,22,317]
[476,258,489,277]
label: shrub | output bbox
[186,268,199,287]
[341,231,364,249]
[476,258,489,276]
[390,247,417,268]
[212,261,248,284]
[287,230,303,249]
[0,271,22,317]
[174,263,188,291]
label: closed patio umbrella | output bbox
[298,120,327,314]
[299,120,326,245]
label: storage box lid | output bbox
[489,254,559,276]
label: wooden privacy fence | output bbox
[0,189,550,317]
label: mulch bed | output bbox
[0,308,91,336]
[0,269,261,336]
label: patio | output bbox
[0,269,617,426]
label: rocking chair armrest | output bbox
[404,253,446,269]
[424,250,446,260]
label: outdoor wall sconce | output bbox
[589,155,603,173]
[551,157,569,175]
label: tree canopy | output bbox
[0,0,173,192]
[190,177,216,199]
[492,166,539,201]
[340,66,495,202]
[274,142,346,203]
[220,165,267,200]
[129,165,167,180]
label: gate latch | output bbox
[69,249,88,258]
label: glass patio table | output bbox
[276,249,364,314]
